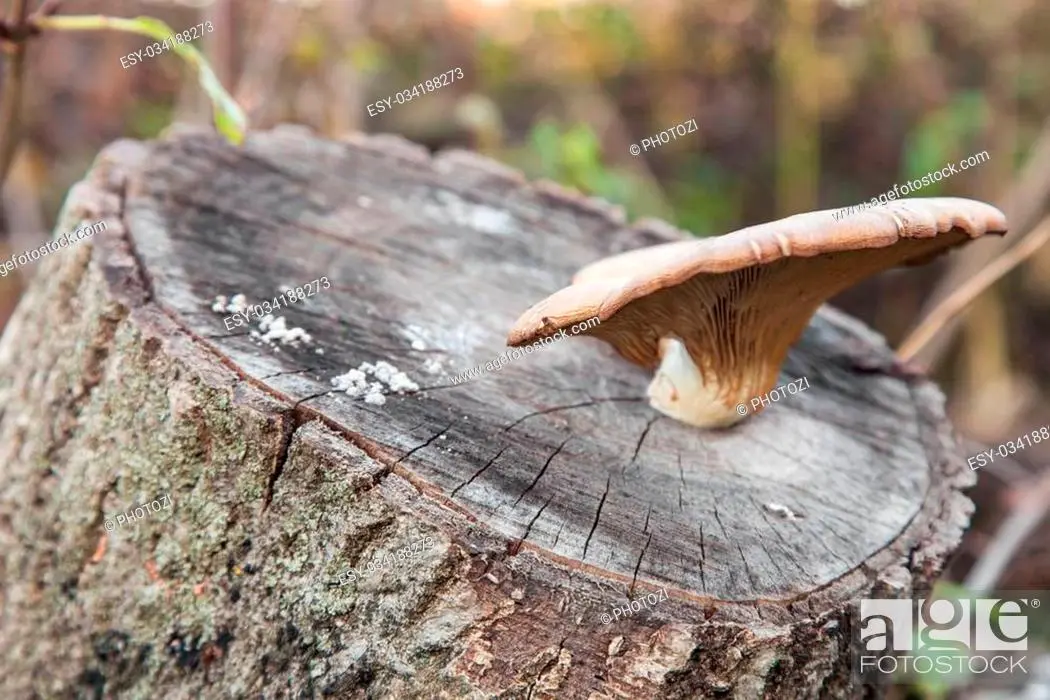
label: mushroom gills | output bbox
[647,336,743,428]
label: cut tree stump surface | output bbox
[0,125,976,700]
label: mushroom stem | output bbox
[647,336,755,428]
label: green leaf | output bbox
[129,101,175,139]
[901,91,989,193]
[529,120,564,180]
[36,14,247,145]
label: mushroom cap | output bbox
[507,197,1007,371]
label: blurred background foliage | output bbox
[1,0,1049,693]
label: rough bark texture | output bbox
[0,125,976,699]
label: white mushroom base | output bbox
[646,336,750,429]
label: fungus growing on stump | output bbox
[507,197,1008,428]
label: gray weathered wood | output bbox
[0,125,976,699]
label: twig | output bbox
[897,214,1050,363]
[964,466,1050,594]
[205,0,233,88]
[33,0,59,17]
[321,0,362,136]
[233,0,301,125]
[0,0,32,190]
[32,14,247,144]
[900,114,1050,367]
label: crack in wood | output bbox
[450,443,510,499]
[628,531,653,597]
[403,418,432,436]
[759,542,790,585]
[737,544,760,592]
[258,366,322,381]
[699,550,707,594]
[262,411,298,512]
[581,475,611,561]
[551,519,566,550]
[677,454,686,512]
[208,143,317,184]
[513,494,554,555]
[394,421,456,467]
[713,504,737,591]
[202,330,252,340]
[500,397,645,434]
[511,436,572,508]
[293,389,335,409]
[524,635,569,700]
[623,415,659,475]
[713,505,729,540]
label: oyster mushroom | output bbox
[507,197,1008,428]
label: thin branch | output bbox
[33,14,247,143]
[233,0,301,125]
[0,0,32,190]
[901,114,1050,367]
[205,0,233,88]
[897,214,1050,363]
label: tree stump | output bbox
[0,125,976,699]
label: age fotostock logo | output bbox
[856,597,1037,682]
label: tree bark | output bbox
[0,125,976,699]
